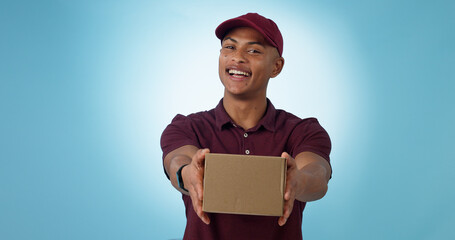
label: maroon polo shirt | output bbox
[161,98,331,240]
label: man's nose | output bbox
[231,50,246,63]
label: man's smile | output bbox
[225,65,252,81]
[227,69,251,77]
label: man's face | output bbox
[218,27,284,99]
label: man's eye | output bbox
[248,49,261,54]
[224,45,234,49]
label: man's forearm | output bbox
[163,145,199,194]
[295,162,329,202]
[294,152,331,202]
[168,155,192,194]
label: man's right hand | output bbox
[182,148,211,225]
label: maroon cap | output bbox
[215,13,283,56]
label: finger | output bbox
[281,151,290,159]
[278,207,288,226]
[279,194,291,225]
[190,165,204,201]
[200,212,210,225]
[280,152,297,226]
[285,197,295,219]
[284,172,295,201]
[189,189,200,217]
[201,148,210,155]
[284,188,291,201]
[285,176,298,201]
[191,148,210,225]
[194,180,204,201]
[282,152,296,169]
[192,195,210,225]
[189,152,207,201]
[194,148,210,164]
[282,153,296,201]
[278,196,295,226]
[278,215,287,226]
[189,188,206,222]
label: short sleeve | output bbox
[160,114,202,178]
[287,118,332,163]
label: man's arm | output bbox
[278,151,332,226]
[163,145,211,224]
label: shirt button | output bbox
[244,133,248,138]
[245,150,250,155]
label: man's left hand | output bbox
[278,152,301,226]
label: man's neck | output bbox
[222,94,268,130]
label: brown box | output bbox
[202,153,286,216]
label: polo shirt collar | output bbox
[215,98,277,132]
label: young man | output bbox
[161,13,332,240]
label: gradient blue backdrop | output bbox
[1,0,454,239]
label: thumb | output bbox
[281,152,296,169]
[194,148,210,166]
[281,152,290,159]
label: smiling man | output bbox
[161,13,332,240]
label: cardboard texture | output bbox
[203,153,286,216]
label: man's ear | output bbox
[271,57,285,78]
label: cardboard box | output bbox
[203,153,286,216]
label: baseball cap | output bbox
[215,13,283,56]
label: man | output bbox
[161,13,332,240]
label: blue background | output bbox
[1,0,454,239]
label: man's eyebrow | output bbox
[223,37,237,43]
[223,37,265,47]
[247,41,265,47]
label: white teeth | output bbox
[229,69,250,77]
